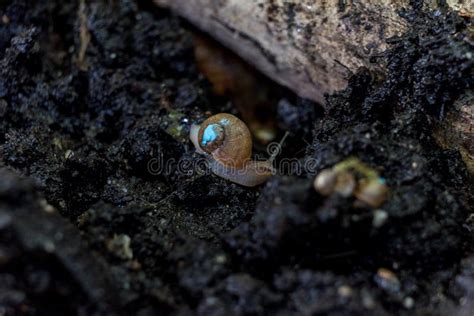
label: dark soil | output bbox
[0,0,472,315]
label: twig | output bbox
[76,0,91,71]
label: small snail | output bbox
[313,158,389,208]
[190,113,274,187]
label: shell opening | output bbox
[200,123,225,153]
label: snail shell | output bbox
[354,178,389,208]
[313,169,356,197]
[190,113,273,187]
[313,169,338,196]
[196,113,252,168]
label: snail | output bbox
[190,113,274,187]
[313,158,389,208]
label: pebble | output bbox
[64,150,74,160]
[215,254,227,264]
[403,297,415,309]
[361,289,376,309]
[374,268,401,293]
[313,169,337,196]
[39,199,56,214]
[372,210,388,228]
[337,285,353,298]
[106,234,134,260]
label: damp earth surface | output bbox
[0,1,473,315]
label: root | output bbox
[76,0,91,71]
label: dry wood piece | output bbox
[435,93,474,173]
[155,0,471,104]
[155,0,412,103]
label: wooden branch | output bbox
[155,0,412,104]
[155,0,471,102]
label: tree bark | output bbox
[154,0,471,104]
[155,0,413,103]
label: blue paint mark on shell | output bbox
[201,124,220,146]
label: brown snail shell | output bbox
[196,113,252,169]
[313,169,338,196]
[354,179,389,208]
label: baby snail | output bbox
[190,113,275,187]
[313,158,389,208]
